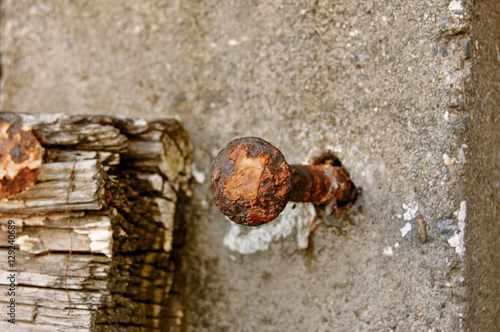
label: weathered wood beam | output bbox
[0,112,191,331]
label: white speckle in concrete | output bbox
[400,222,412,237]
[383,246,394,256]
[192,163,206,184]
[222,203,316,254]
[349,29,360,37]
[403,203,418,220]
[448,201,467,256]
[457,200,467,224]
[228,39,239,46]
[394,242,400,248]
[443,153,454,166]
[296,204,317,249]
[448,1,463,12]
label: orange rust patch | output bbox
[0,122,43,198]
[211,137,292,226]
[224,144,267,202]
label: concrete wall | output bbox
[465,0,500,330]
[1,0,497,331]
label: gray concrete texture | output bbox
[0,0,498,331]
[465,0,500,331]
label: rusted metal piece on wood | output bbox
[211,137,356,226]
[0,122,43,199]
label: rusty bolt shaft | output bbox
[289,164,352,204]
[211,137,355,226]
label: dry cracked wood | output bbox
[0,112,191,332]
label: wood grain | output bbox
[0,113,191,331]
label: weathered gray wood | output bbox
[0,160,106,214]
[45,150,120,166]
[0,252,110,290]
[0,112,191,331]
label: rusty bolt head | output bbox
[0,122,43,199]
[211,137,292,226]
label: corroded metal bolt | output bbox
[211,137,355,226]
[0,122,43,199]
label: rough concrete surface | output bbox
[465,0,500,331]
[0,0,497,331]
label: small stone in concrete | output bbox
[461,116,467,131]
[443,153,454,165]
[462,40,471,59]
[438,219,458,240]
